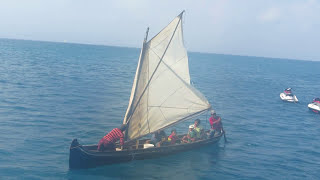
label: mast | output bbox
[144,27,149,42]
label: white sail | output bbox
[123,11,211,141]
[123,28,149,125]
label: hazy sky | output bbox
[0,0,319,61]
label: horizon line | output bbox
[1,37,319,63]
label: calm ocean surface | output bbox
[0,38,320,179]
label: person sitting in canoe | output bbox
[151,130,167,147]
[181,125,196,143]
[167,129,179,145]
[97,124,127,151]
[284,88,293,96]
[193,119,204,139]
[208,110,223,138]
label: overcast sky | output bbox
[0,0,319,61]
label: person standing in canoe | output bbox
[208,110,223,137]
[97,124,127,151]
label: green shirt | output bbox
[188,130,196,138]
[194,125,203,138]
[187,130,196,142]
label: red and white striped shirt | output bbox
[103,128,124,145]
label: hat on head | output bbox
[119,124,128,131]
[211,110,215,114]
[189,124,194,129]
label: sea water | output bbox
[0,39,320,179]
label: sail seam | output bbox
[148,32,171,52]
[148,46,161,60]
[148,50,188,86]
[158,55,191,89]
[148,39,187,73]
[159,86,183,107]
[159,107,168,126]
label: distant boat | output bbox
[280,88,298,102]
[69,11,224,169]
[308,98,320,113]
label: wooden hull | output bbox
[69,133,223,169]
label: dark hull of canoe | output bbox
[69,133,223,169]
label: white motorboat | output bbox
[280,93,298,102]
[280,88,298,102]
[308,98,320,113]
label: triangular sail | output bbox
[123,11,211,141]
